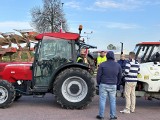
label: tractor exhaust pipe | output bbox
[120,42,123,55]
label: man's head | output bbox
[129,52,136,60]
[80,49,87,58]
[106,51,115,60]
[100,51,106,57]
[120,54,125,60]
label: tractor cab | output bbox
[33,33,79,87]
[134,42,160,98]
[134,42,160,63]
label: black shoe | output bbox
[96,115,104,120]
[110,116,117,120]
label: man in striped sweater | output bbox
[120,52,140,114]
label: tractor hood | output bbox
[138,62,160,81]
[0,62,32,83]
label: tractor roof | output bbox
[137,42,160,45]
[35,32,80,41]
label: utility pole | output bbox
[60,3,64,33]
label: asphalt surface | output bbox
[0,94,159,120]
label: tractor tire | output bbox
[0,80,15,108]
[53,67,95,109]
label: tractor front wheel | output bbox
[53,67,95,109]
[0,80,15,108]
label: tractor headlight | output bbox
[137,74,142,78]
[144,75,149,80]
[154,72,159,76]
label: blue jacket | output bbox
[97,51,122,85]
[117,59,127,72]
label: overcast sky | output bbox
[0,0,160,51]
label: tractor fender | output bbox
[49,63,89,90]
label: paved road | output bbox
[0,94,159,120]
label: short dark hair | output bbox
[100,51,105,53]
[129,52,135,59]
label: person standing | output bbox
[117,54,127,71]
[120,52,140,114]
[117,54,127,90]
[96,51,122,120]
[97,51,107,68]
[77,49,89,64]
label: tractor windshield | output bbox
[135,44,160,63]
[38,36,72,61]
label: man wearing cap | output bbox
[96,51,122,120]
[97,51,107,68]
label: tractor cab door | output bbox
[33,36,72,90]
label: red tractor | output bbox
[0,31,96,109]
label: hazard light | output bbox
[79,25,83,34]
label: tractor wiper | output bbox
[77,42,97,49]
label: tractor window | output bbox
[150,46,160,62]
[144,46,152,61]
[75,44,80,57]
[135,46,148,63]
[135,45,160,63]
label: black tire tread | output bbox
[53,67,95,109]
[0,79,15,108]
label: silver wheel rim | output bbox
[61,76,88,103]
[0,86,8,104]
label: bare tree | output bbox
[107,44,116,50]
[30,0,68,33]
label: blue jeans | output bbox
[99,84,117,118]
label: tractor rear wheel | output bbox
[53,67,95,109]
[0,80,15,108]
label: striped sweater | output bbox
[124,59,140,82]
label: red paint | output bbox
[0,62,32,83]
[137,42,160,45]
[35,32,80,41]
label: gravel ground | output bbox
[0,94,159,120]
